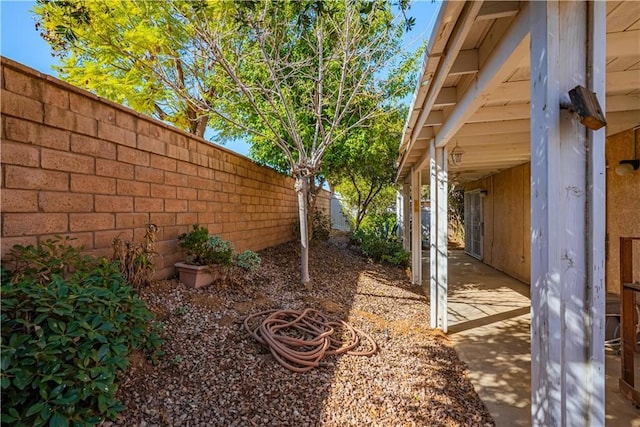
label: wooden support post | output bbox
[586,1,607,422]
[403,183,411,251]
[430,140,448,332]
[411,167,422,286]
[530,1,606,425]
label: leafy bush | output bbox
[1,237,162,426]
[234,250,261,274]
[350,225,410,268]
[359,211,397,239]
[312,209,331,241]
[176,224,210,264]
[177,225,234,266]
[205,236,234,266]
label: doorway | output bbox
[464,191,483,259]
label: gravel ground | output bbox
[114,237,494,426]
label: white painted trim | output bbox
[396,190,403,243]
[403,183,411,251]
[415,136,435,173]
[586,2,606,424]
[411,167,422,286]
[429,141,438,329]
[429,140,448,332]
[436,146,448,333]
[530,3,562,423]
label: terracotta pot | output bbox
[175,262,225,288]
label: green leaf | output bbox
[97,393,108,413]
[75,372,90,382]
[50,383,66,398]
[1,412,18,423]
[40,404,52,423]
[98,345,110,362]
[47,319,66,334]
[25,401,46,417]
[50,413,69,427]
[13,369,31,390]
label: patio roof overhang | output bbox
[397,0,640,186]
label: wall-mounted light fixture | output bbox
[450,143,464,166]
[615,126,640,176]
[568,85,607,130]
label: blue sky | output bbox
[0,0,440,157]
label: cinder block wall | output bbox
[1,57,330,278]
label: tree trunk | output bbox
[295,175,311,285]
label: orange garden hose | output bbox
[244,308,377,373]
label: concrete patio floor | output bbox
[422,250,640,427]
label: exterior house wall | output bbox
[1,57,329,278]
[464,162,531,284]
[605,128,640,293]
[464,127,640,293]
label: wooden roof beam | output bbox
[607,70,640,93]
[606,110,640,136]
[469,94,640,124]
[606,29,640,58]
[454,131,530,146]
[449,49,479,75]
[433,87,457,107]
[436,3,531,148]
[407,2,484,148]
[456,119,530,137]
[476,1,521,21]
[425,111,444,126]
[607,94,640,112]
[448,157,530,169]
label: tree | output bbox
[326,107,406,232]
[34,0,413,285]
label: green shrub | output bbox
[350,229,410,268]
[177,224,234,266]
[205,236,234,266]
[1,237,162,426]
[359,211,397,240]
[312,209,331,241]
[234,250,261,274]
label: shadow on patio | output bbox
[423,250,640,427]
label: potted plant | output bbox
[175,224,234,288]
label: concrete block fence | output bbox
[0,57,330,279]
